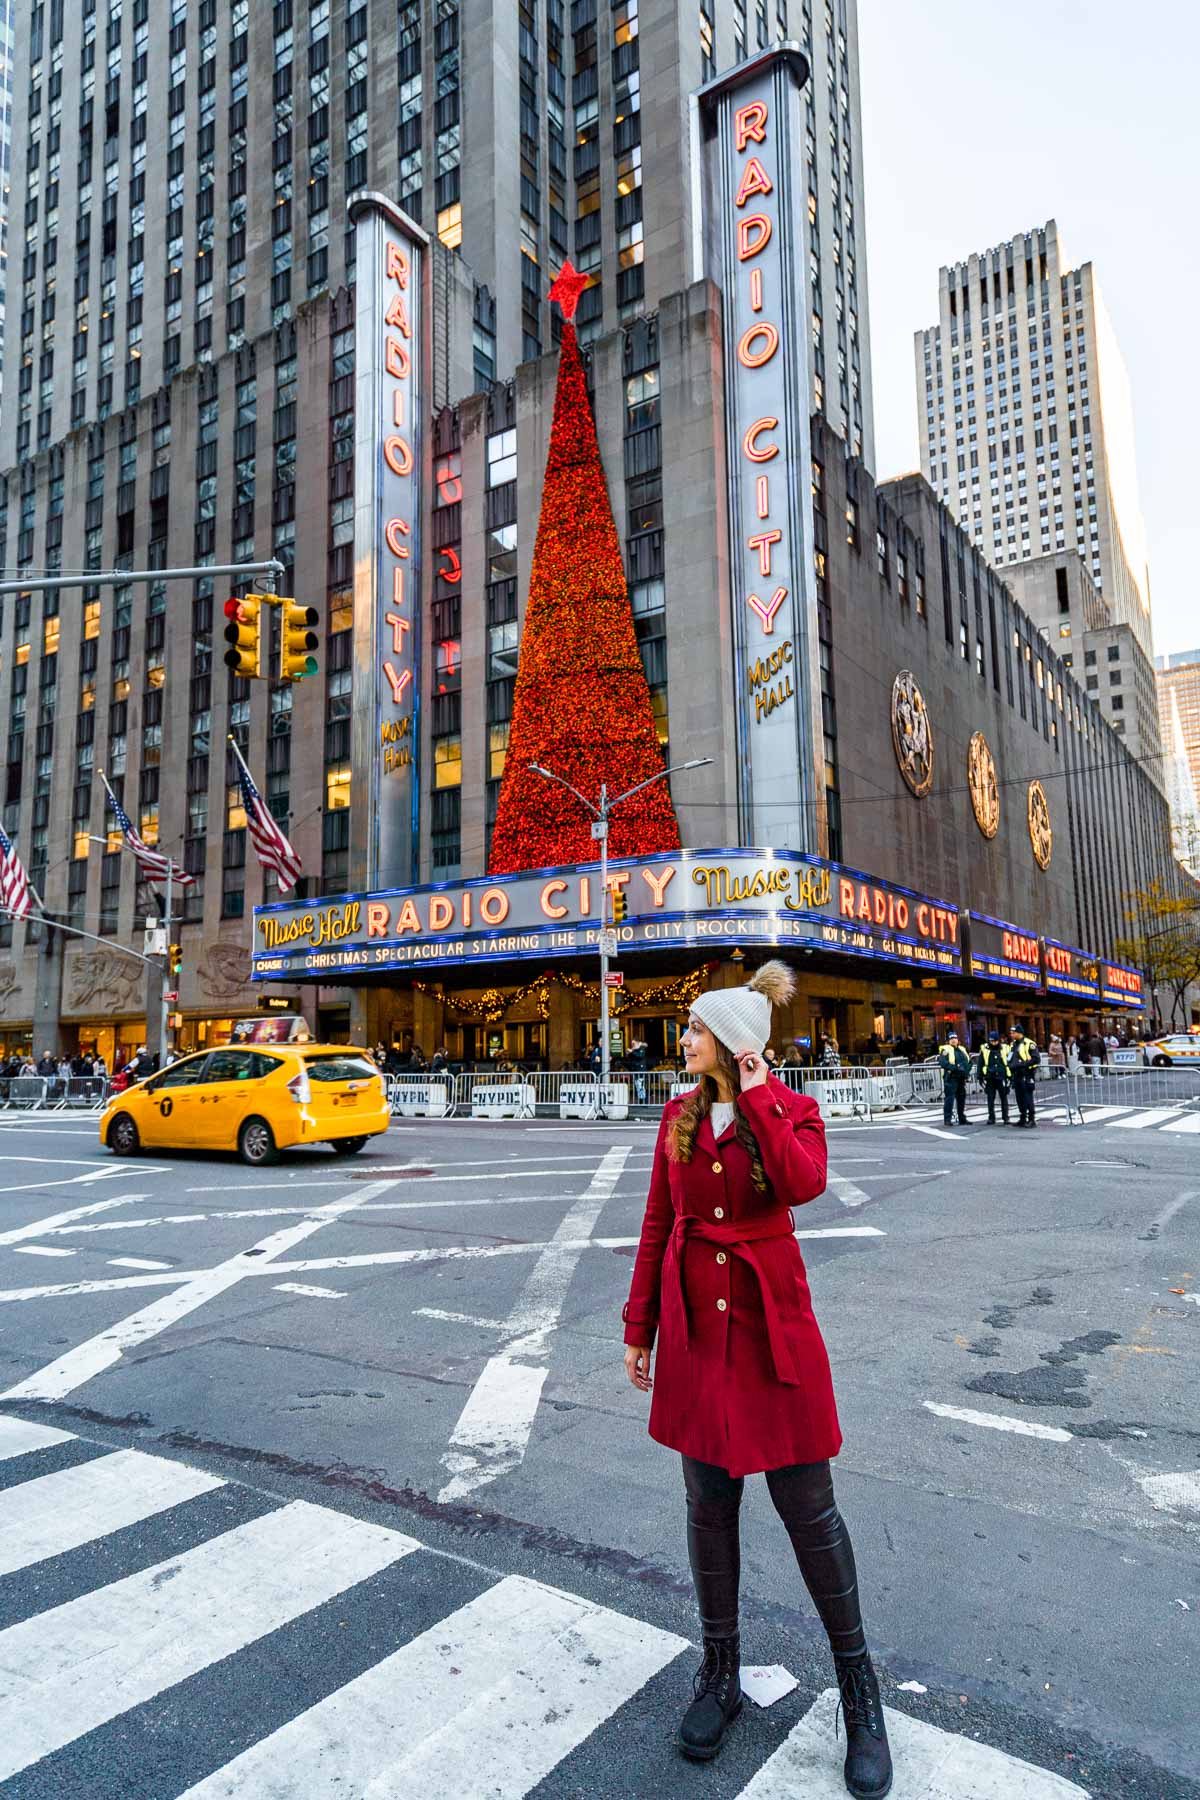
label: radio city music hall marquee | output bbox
[251,849,964,982]
[694,46,825,855]
[349,192,427,890]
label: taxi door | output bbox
[190,1048,281,1151]
[137,1053,212,1147]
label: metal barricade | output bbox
[1062,1065,1200,1126]
[52,1077,110,1111]
[0,1076,49,1110]
[776,1064,875,1122]
[386,1074,454,1118]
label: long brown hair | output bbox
[667,1035,770,1195]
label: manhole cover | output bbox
[353,1167,434,1179]
[1073,1158,1147,1170]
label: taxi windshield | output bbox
[302,1053,379,1083]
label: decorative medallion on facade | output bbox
[967,731,1000,839]
[1027,779,1053,870]
[890,671,934,797]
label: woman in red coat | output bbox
[623,961,892,1799]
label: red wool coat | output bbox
[623,1078,842,1477]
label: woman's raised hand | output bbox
[624,1345,653,1391]
[734,1049,769,1092]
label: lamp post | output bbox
[528,758,712,1103]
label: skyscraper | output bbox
[0,0,874,1059]
[915,220,1153,658]
[1157,650,1200,877]
[0,0,15,410]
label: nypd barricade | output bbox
[386,1075,453,1118]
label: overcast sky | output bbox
[857,0,1199,660]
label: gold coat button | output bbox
[712,1160,723,1173]
[716,1251,727,1265]
[717,1298,727,1312]
[713,1206,724,1219]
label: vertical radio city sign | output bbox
[692,46,825,853]
[349,192,428,889]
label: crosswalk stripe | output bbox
[0,1413,74,1461]
[1162,1114,1200,1133]
[0,1498,422,1781]
[0,1447,225,1577]
[1072,1105,1136,1123]
[736,1685,1089,1797]
[176,1573,688,1799]
[1108,1108,1186,1129]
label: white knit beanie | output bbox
[690,960,796,1057]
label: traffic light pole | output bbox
[159,861,173,1071]
[0,561,285,596]
[528,757,713,1112]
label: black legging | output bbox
[682,1454,866,1659]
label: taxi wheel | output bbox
[330,1136,367,1156]
[238,1117,278,1166]
[1152,1054,1171,1067]
[108,1113,140,1156]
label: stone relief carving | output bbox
[967,731,1000,840]
[1028,779,1053,871]
[65,949,143,1014]
[198,942,253,999]
[0,960,18,1006]
[890,670,934,798]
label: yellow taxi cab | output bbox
[1143,1033,1200,1068]
[100,1043,390,1165]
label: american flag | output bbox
[101,773,195,887]
[0,822,34,920]
[231,739,303,893]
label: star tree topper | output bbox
[548,257,589,322]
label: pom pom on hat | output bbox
[690,959,794,1058]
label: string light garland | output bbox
[487,272,680,874]
[413,966,709,1023]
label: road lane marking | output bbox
[0,1191,151,1248]
[273,1282,347,1300]
[738,1685,1090,1797]
[12,1245,75,1257]
[107,1257,175,1271]
[0,1415,75,1460]
[923,1401,1073,1443]
[1139,1471,1200,1514]
[1109,1108,1186,1129]
[174,1574,687,1800]
[0,1448,225,1577]
[184,1164,648,1194]
[1162,1114,1200,1133]
[438,1147,629,1503]
[416,1307,506,1328]
[0,1500,420,1782]
[0,1179,401,1403]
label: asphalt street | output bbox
[0,1096,1196,1798]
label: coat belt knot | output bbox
[669,1209,800,1386]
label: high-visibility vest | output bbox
[939,1044,969,1073]
[980,1044,1007,1078]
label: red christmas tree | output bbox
[488,261,680,874]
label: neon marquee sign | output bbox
[696,45,824,854]
[350,192,427,889]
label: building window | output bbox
[437,203,462,249]
[326,763,351,810]
[487,428,517,487]
[434,736,462,788]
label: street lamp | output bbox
[529,758,713,1101]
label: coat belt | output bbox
[669,1210,801,1387]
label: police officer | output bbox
[938,1028,971,1126]
[1008,1024,1041,1127]
[976,1029,1011,1125]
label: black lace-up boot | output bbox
[835,1652,893,1798]
[676,1635,742,1761]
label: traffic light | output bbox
[223,594,263,677]
[169,942,182,978]
[612,890,628,924]
[279,597,320,681]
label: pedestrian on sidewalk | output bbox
[622,960,892,1799]
[937,1029,970,1125]
[975,1031,1011,1125]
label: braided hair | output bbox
[666,1033,770,1196]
